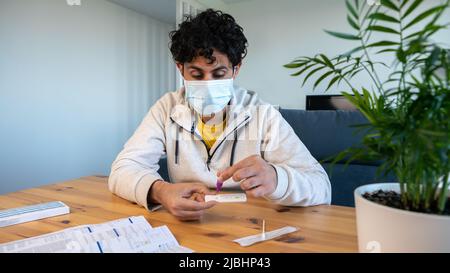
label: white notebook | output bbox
[0,201,70,228]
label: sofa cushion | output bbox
[158,156,170,182]
[279,109,374,165]
[323,163,396,206]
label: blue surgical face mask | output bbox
[184,68,235,116]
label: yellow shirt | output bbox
[197,117,226,150]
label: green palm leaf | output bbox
[347,15,360,30]
[320,54,335,68]
[369,13,399,23]
[326,75,341,91]
[404,5,447,30]
[381,0,399,11]
[283,62,306,69]
[302,66,327,86]
[289,63,318,76]
[367,40,400,47]
[402,0,423,19]
[314,71,334,89]
[367,25,399,34]
[346,0,359,19]
[324,30,360,40]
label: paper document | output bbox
[0,216,193,253]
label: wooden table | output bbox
[0,176,358,252]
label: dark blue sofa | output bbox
[279,109,396,207]
[158,109,396,207]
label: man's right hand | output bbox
[149,181,217,221]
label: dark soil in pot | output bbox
[362,190,450,216]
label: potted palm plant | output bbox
[285,0,450,252]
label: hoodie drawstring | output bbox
[175,124,181,165]
[230,130,238,166]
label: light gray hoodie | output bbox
[108,86,331,210]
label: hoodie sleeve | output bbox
[108,96,168,210]
[261,106,331,206]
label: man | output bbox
[109,9,331,221]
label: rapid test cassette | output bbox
[204,193,247,203]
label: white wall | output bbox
[227,0,450,109]
[197,0,228,11]
[0,0,176,193]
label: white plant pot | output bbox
[354,183,450,253]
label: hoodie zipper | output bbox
[191,115,250,171]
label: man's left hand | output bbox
[217,155,277,198]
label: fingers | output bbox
[186,183,217,203]
[189,183,215,195]
[193,186,216,196]
[180,183,209,198]
[177,198,217,211]
[218,155,259,181]
[240,177,261,191]
[204,189,218,195]
[190,192,204,202]
[172,199,217,221]
[232,167,258,182]
[247,185,267,198]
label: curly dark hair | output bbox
[169,9,248,67]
